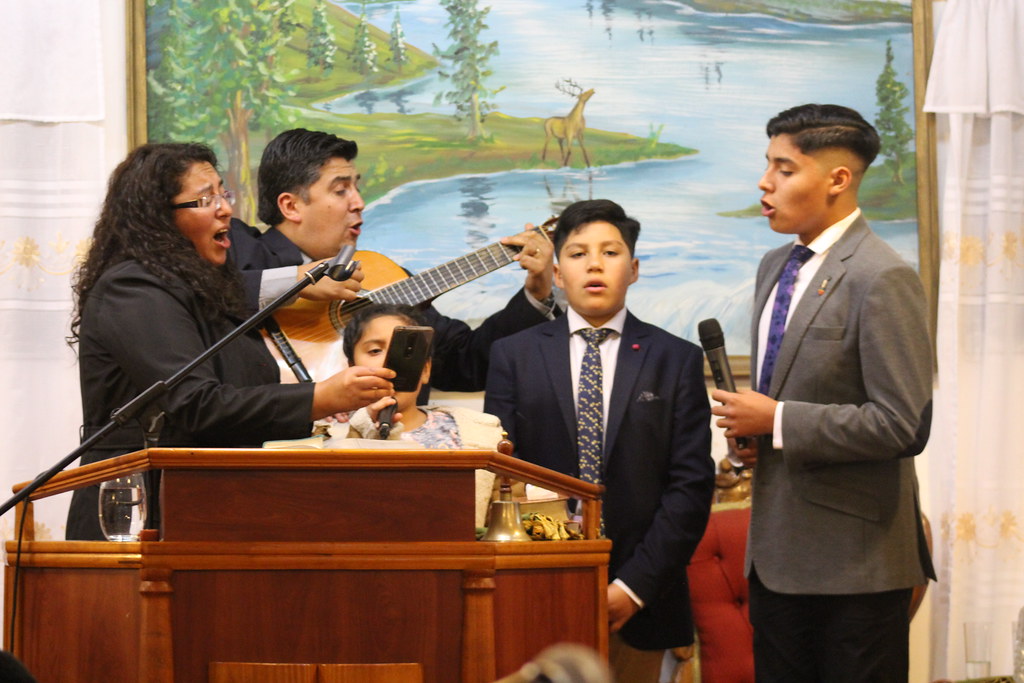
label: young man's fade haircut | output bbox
[552,198,641,256]
[257,128,359,227]
[766,103,881,173]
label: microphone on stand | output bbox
[492,643,613,683]
[325,245,359,282]
[263,245,359,383]
[698,318,748,451]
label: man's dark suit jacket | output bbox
[485,312,714,650]
[228,219,550,392]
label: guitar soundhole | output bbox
[328,300,345,333]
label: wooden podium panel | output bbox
[159,468,474,542]
[14,560,142,677]
[209,662,424,682]
[491,566,604,676]
[169,565,465,681]
[6,540,608,683]
[5,449,610,683]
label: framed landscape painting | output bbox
[130,0,936,371]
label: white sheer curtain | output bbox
[0,1,124,556]
[924,0,1024,678]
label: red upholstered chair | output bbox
[673,501,754,683]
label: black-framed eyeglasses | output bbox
[171,190,236,211]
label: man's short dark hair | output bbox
[766,104,880,171]
[553,199,640,256]
[257,128,359,227]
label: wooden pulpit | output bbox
[3,448,610,683]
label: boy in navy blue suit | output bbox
[485,199,714,682]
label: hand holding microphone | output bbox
[377,401,397,439]
[698,318,748,452]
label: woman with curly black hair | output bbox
[65,143,395,539]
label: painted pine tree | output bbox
[875,39,913,186]
[146,0,298,222]
[389,8,409,72]
[432,0,502,139]
[350,3,379,76]
[307,0,337,75]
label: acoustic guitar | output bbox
[267,221,555,381]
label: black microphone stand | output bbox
[0,251,356,520]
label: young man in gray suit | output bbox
[711,104,934,682]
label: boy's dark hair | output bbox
[257,128,359,227]
[342,303,427,365]
[766,103,880,171]
[553,199,641,256]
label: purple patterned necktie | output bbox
[577,327,613,484]
[758,244,814,394]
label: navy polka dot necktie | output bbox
[759,244,814,395]
[577,327,613,484]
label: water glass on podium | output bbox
[98,474,147,541]
[964,621,992,679]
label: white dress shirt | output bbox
[564,306,641,607]
[565,306,627,430]
[757,208,860,449]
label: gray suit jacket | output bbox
[747,216,935,594]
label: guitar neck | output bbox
[367,239,522,307]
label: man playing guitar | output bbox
[229,128,558,392]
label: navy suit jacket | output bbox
[485,312,714,650]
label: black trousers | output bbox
[748,567,913,683]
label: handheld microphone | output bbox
[377,403,396,439]
[326,245,359,281]
[697,318,748,451]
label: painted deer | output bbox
[542,79,595,167]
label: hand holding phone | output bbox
[379,326,434,437]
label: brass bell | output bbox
[481,477,531,542]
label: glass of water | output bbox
[964,621,992,680]
[98,474,147,541]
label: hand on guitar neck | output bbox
[500,224,556,303]
[293,258,365,302]
[267,220,557,382]
[279,223,551,306]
